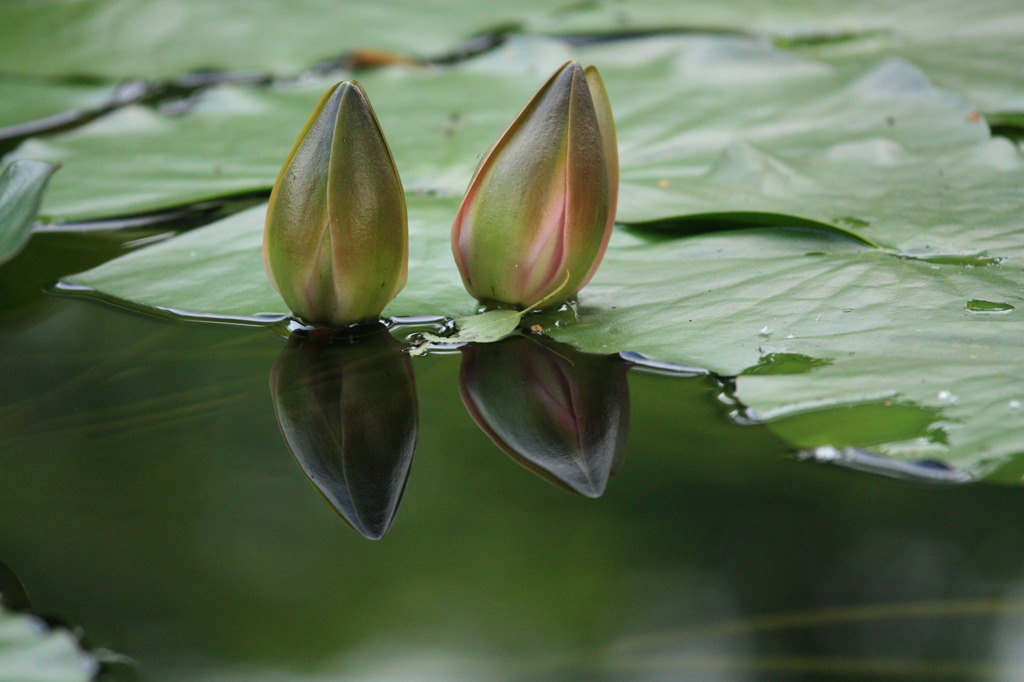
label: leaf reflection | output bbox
[0,560,30,611]
[270,325,417,539]
[459,334,629,497]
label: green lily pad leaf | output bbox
[423,310,524,346]
[0,79,147,141]
[0,605,99,682]
[65,182,1024,481]
[807,34,1024,113]
[52,35,1024,482]
[67,200,475,322]
[0,160,58,265]
[419,272,573,347]
[8,35,992,228]
[0,79,110,130]
[528,0,1024,111]
[8,72,531,221]
[555,230,1024,478]
[0,0,563,79]
[530,0,1021,39]
[622,134,1024,260]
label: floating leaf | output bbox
[38,31,1024,482]
[420,272,573,346]
[0,160,58,264]
[65,184,1024,481]
[0,79,149,142]
[0,0,564,79]
[66,200,475,322]
[527,0,1024,110]
[8,36,995,227]
[423,310,524,345]
[0,605,99,682]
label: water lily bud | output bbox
[452,61,618,309]
[459,335,630,497]
[264,81,407,327]
[270,325,418,540]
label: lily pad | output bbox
[67,200,474,322]
[0,160,58,264]
[0,605,99,682]
[0,79,115,131]
[66,187,1024,480]
[422,310,524,345]
[626,136,1024,261]
[0,79,149,143]
[530,0,1022,39]
[35,30,1024,482]
[553,228,1024,476]
[7,70,531,221]
[0,0,563,79]
[805,34,1024,113]
[7,35,994,226]
[529,0,1024,111]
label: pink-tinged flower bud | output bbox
[264,81,407,327]
[459,335,630,497]
[452,62,618,309]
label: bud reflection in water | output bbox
[270,325,417,539]
[460,335,629,497]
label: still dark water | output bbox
[3,231,1024,681]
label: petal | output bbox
[578,65,618,289]
[452,63,578,307]
[561,63,609,298]
[325,82,407,323]
[264,82,343,308]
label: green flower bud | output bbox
[264,81,407,327]
[452,62,618,309]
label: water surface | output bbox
[2,232,1024,681]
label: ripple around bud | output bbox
[270,325,418,539]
